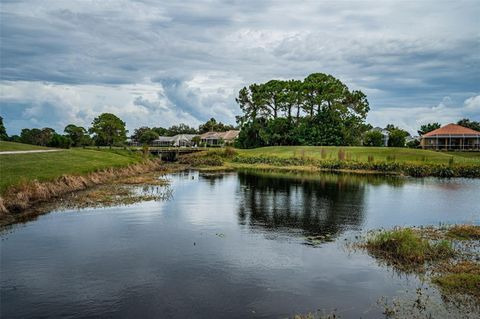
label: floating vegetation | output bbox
[293,311,338,319]
[304,234,334,246]
[62,176,173,209]
[117,174,168,186]
[378,286,480,319]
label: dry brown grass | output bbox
[0,159,168,215]
[447,225,480,240]
[118,174,168,186]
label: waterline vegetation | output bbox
[355,226,480,300]
[178,146,480,177]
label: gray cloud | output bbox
[1,0,479,134]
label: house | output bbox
[200,130,240,146]
[171,134,198,147]
[370,127,390,146]
[151,136,175,147]
[152,134,199,147]
[420,124,480,151]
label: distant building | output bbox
[420,124,480,151]
[200,130,240,146]
[152,134,199,147]
[370,127,390,146]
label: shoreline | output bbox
[0,160,185,223]
[180,150,480,178]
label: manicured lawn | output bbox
[0,148,143,193]
[0,141,50,151]
[237,146,480,165]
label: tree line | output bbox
[0,114,237,148]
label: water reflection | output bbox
[233,171,370,240]
[2,170,479,319]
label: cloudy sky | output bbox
[1,0,479,135]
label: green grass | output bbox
[0,148,143,193]
[365,228,454,264]
[237,146,480,165]
[0,141,50,151]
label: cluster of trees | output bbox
[1,113,128,148]
[363,124,411,148]
[235,73,370,148]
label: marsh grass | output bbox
[433,261,480,298]
[364,228,454,266]
[446,225,480,240]
[358,225,480,302]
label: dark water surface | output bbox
[1,171,479,318]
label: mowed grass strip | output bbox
[0,141,50,151]
[237,146,480,165]
[0,148,143,193]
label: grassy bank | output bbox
[179,147,480,177]
[238,146,480,164]
[0,147,144,193]
[0,141,50,151]
[0,146,175,216]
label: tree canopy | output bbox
[363,130,384,147]
[457,118,480,132]
[418,122,441,136]
[89,113,127,146]
[198,118,235,133]
[138,129,159,145]
[64,124,89,147]
[0,116,8,140]
[235,73,370,148]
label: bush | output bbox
[406,139,420,148]
[388,129,407,147]
[364,130,384,147]
[47,134,72,149]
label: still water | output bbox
[1,171,479,318]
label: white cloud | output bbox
[368,94,480,135]
[1,0,479,134]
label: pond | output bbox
[1,170,479,318]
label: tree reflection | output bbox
[236,171,373,240]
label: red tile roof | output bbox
[423,123,480,137]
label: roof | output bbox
[422,124,480,137]
[221,130,240,140]
[200,130,240,140]
[154,134,199,143]
[154,136,174,142]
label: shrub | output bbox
[363,130,384,147]
[387,129,407,147]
